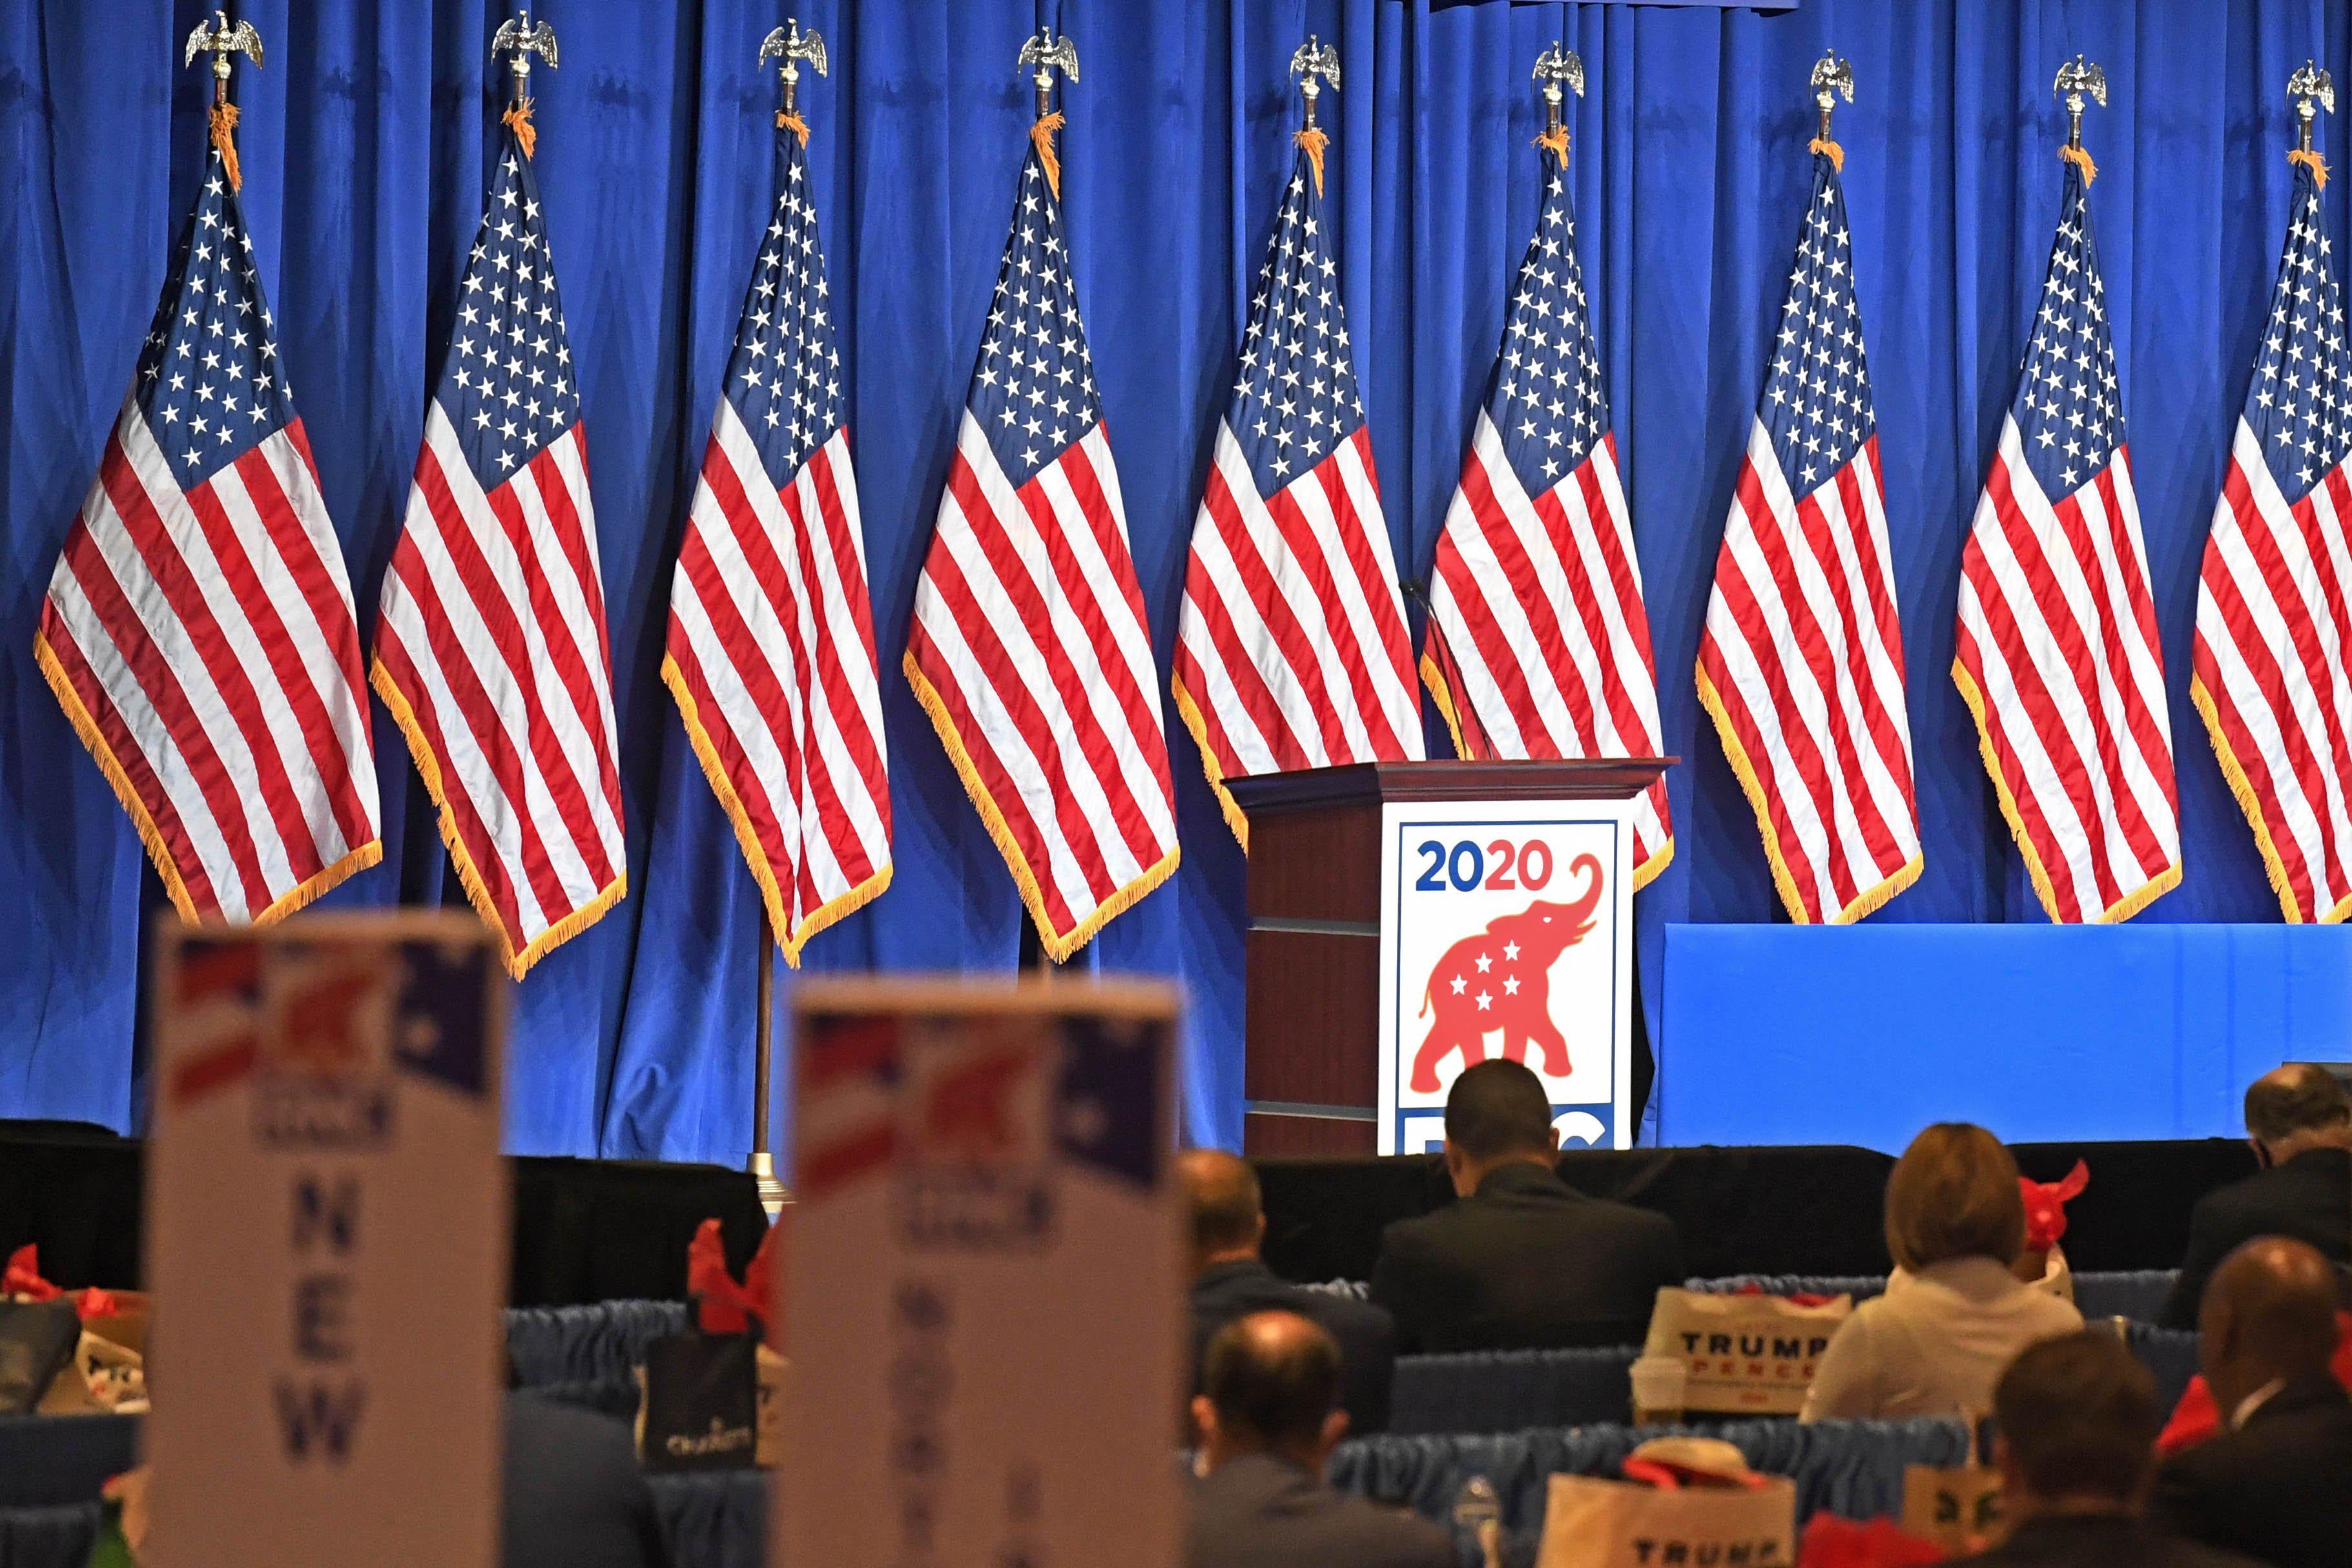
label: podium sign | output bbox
[1376,799,1635,1153]
[147,914,506,1568]
[779,980,1180,1568]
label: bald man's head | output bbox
[1199,1310,1343,1455]
[2200,1237,2345,1412]
[2244,1064,2350,1158]
[1177,1148,1264,1264]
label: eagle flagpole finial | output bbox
[1290,35,1341,195]
[183,10,262,191]
[2054,54,2107,150]
[2290,59,2335,154]
[1809,49,1853,170]
[1016,27,1078,198]
[761,19,827,140]
[183,9,262,103]
[1532,43,1583,160]
[492,11,559,158]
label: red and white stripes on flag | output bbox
[37,143,381,924]
[663,118,891,962]
[904,138,1179,961]
[1697,150,1922,923]
[1423,143,1671,887]
[1955,156,2179,923]
[1175,142,1424,845]
[2192,155,2352,922]
[373,129,626,978]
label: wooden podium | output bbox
[1225,758,1671,1155]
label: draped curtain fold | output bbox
[3,0,2344,1157]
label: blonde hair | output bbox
[1884,1123,2027,1273]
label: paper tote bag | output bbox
[1536,1473,1796,1568]
[1642,1288,1853,1416]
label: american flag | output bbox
[663,112,892,963]
[373,123,625,978]
[1423,141,1671,887]
[1175,134,1424,843]
[903,136,1179,962]
[36,139,381,925]
[2193,154,2352,922]
[1697,149,1921,923]
[1956,156,2179,923]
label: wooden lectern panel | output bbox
[1228,759,1672,1157]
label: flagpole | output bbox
[744,17,829,1220]
[750,909,784,1214]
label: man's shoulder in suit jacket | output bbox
[2154,1376,2352,1568]
[2160,1148,2352,1328]
[1367,1161,1686,1354]
[1188,1261,1398,1434]
[1185,1452,1452,1568]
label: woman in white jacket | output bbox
[1801,1124,2082,1422]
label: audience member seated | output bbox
[1180,1148,1396,1435]
[1368,1060,1684,1353]
[1802,1124,2079,1422]
[2155,1237,2352,1568]
[503,1389,670,1568]
[2159,1066,2352,1330]
[1186,1310,1452,1568]
[1951,1332,2254,1568]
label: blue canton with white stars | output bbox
[1488,154,1609,494]
[132,147,296,488]
[725,128,843,491]
[969,148,1100,490]
[440,133,582,490]
[2245,165,2352,504]
[2011,163,2125,499]
[1759,157,1877,494]
[1230,152,1365,497]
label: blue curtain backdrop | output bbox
[5,0,2347,1158]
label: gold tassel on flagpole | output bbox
[1808,135,1844,173]
[2290,146,2330,191]
[503,99,539,160]
[1295,126,1329,195]
[778,108,810,145]
[2059,141,2097,185]
[1031,110,1066,196]
[210,101,243,191]
[1534,125,1569,163]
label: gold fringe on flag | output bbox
[778,109,810,146]
[1534,125,1570,164]
[1032,110,1066,196]
[1807,135,1844,173]
[1295,125,1329,195]
[2290,146,2329,192]
[210,101,243,192]
[2059,141,2097,185]
[503,99,539,160]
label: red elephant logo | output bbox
[1410,854,1605,1095]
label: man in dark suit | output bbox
[1368,1059,1684,1352]
[1181,1148,1396,1434]
[1186,1311,1452,1568]
[1950,1332,2254,1568]
[2160,1064,2351,1329]
[2156,1237,2352,1568]
[502,1390,670,1568]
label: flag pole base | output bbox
[747,1151,790,1218]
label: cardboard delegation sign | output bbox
[1642,1289,1852,1416]
[778,978,1181,1568]
[147,914,506,1568]
[1901,1465,2003,1554]
[1536,1473,1795,1568]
